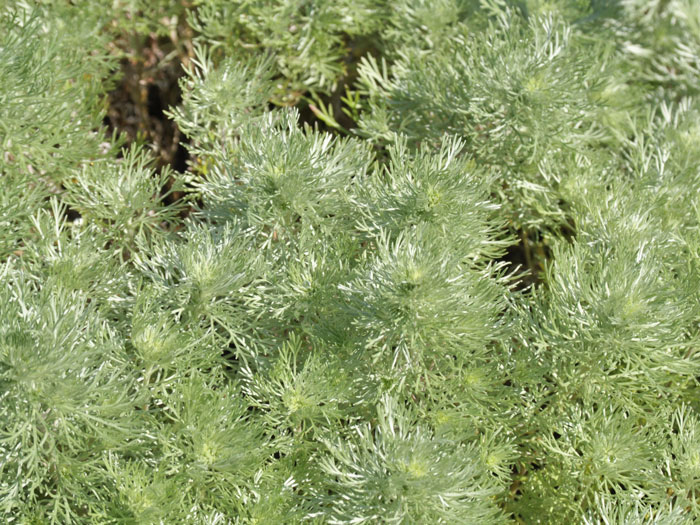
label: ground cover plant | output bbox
[1,0,700,523]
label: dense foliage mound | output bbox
[2,1,700,523]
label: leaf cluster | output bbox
[3,1,700,523]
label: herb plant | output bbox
[2,1,700,523]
